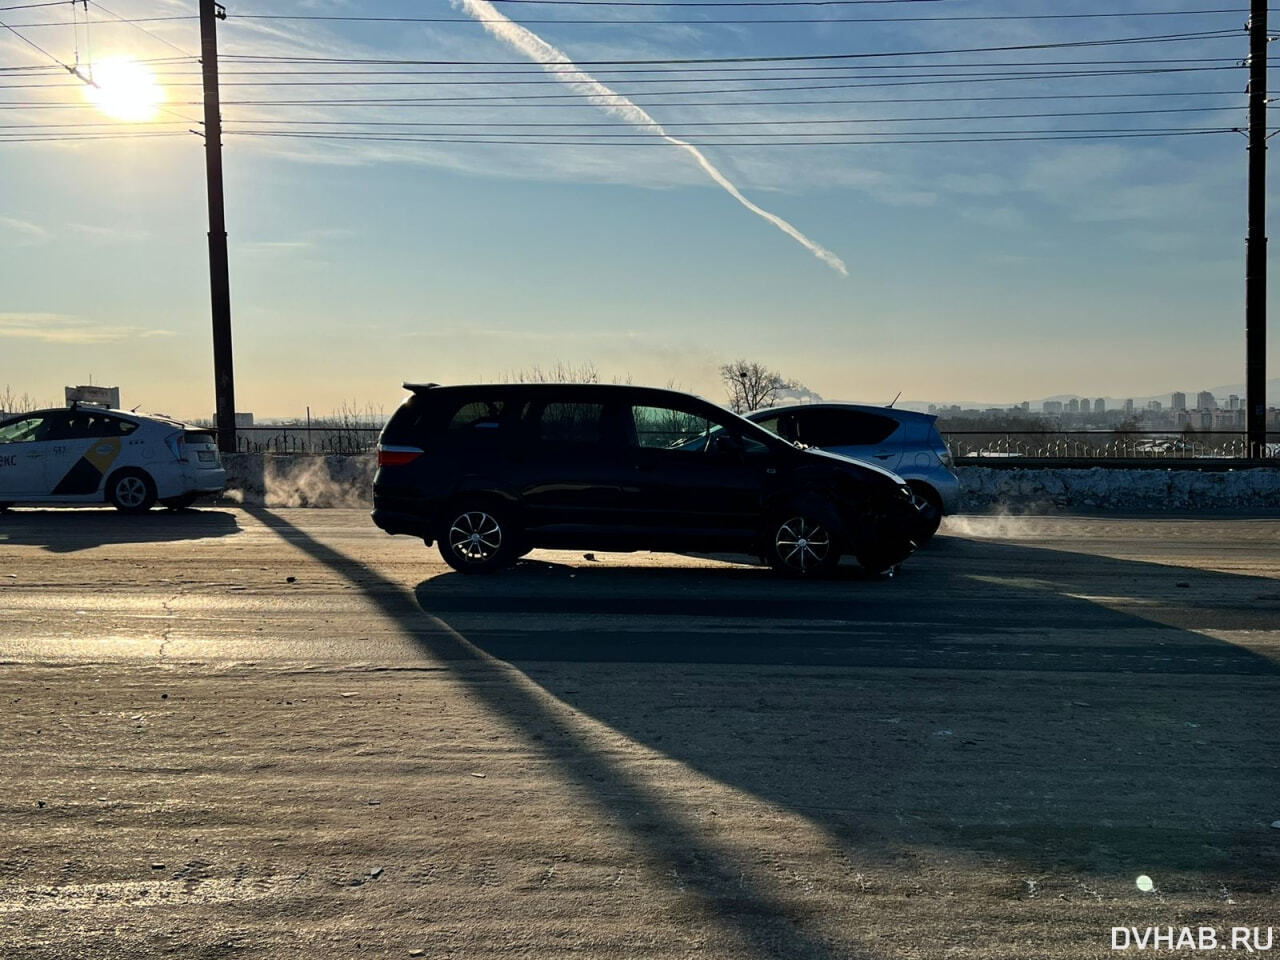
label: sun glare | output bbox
[84,57,164,123]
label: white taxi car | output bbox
[0,406,227,513]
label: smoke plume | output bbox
[455,0,849,276]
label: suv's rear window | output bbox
[794,410,899,447]
[380,393,442,445]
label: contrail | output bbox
[455,0,848,276]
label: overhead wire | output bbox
[87,0,195,59]
[219,128,1240,146]
[4,8,1262,26]
[212,29,1247,66]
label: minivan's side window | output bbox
[0,415,50,444]
[447,400,505,432]
[533,402,607,446]
[631,405,710,451]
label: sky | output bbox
[0,0,1276,419]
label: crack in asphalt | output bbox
[158,590,183,661]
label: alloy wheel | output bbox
[115,476,149,508]
[774,516,832,573]
[447,510,503,563]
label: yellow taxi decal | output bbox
[83,438,123,473]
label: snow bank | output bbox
[956,466,1280,512]
[220,454,1280,512]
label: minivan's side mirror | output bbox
[708,433,745,459]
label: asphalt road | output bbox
[1,508,1278,959]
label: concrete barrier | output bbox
[219,453,1280,512]
[956,465,1280,512]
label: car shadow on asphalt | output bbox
[247,507,1280,950]
[0,507,240,553]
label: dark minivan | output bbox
[372,383,924,576]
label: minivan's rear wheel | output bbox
[107,469,156,514]
[766,513,840,577]
[439,505,516,574]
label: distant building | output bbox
[1171,391,1186,411]
[927,404,938,415]
[1228,394,1240,411]
[1124,399,1134,415]
[1196,391,1216,411]
[1146,400,1163,412]
[1020,401,1030,413]
[1043,400,1063,415]
[1066,398,1080,414]
[1094,398,1106,414]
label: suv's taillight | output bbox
[377,445,423,467]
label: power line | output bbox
[215,8,1254,26]
[0,63,1251,91]
[214,30,1246,66]
[0,55,1247,76]
[189,69,1252,102]
[87,0,195,59]
[0,14,84,76]
[9,103,1250,130]
[214,106,1255,125]
[229,123,1236,136]
[0,130,192,140]
[0,1,65,10]
[6,10,1257,26]
[223,128,1238,146]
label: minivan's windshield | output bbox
[667,414,777,455]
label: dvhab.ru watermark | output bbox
[1112,928,1273,952]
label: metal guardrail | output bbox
[942,430,1279,461]
[225,426,1280,462]
[233,425,381,454]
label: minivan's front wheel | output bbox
[766,513,840,577]
[439,505,516,574]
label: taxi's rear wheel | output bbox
[107,469,156,515]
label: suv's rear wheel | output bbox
[766,512,841,577]
[107,469,156,514]
[438,504,517,574]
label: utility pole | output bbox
[1246,0,1268,457]
[199,0,236,453]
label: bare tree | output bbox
[719,360,795,413]
[501,361,600,384]
[0,385,41,416]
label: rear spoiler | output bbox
[403,382,440,392]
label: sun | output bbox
[84,57,165,122]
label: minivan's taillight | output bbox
[377,445,423,467]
